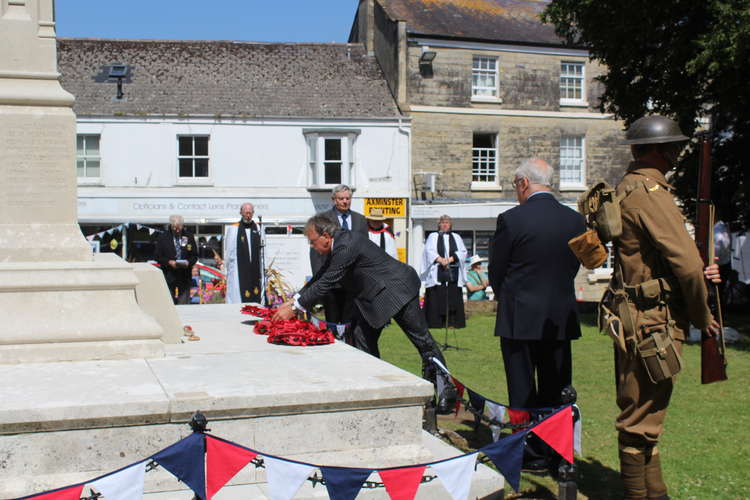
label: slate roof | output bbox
[377,0,562,45]
[57,39,402,119]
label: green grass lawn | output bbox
[379,311,750,499]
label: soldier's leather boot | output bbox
[619,446,647,500]
[644,446,669,500]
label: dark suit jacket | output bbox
[154,229,198,288]
[310,207,368,274]
[489,192,586,341]
[299,230,419,329]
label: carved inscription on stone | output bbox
[1,119,73,221]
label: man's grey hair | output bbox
[331,184,352,197]
[438,214,452,230]
[239,202,254,213]
[515,158,553,187]
[305,214,338,237]
[169,215,184,227]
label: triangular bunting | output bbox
[27,484,84,500]
[88,460,146,500]
[378,465,426,500]
[320,466,373,500]
[263,456,315,500]
[452,377,465,415]
[506,408,530,432]
[466,389,485,414]
[206,436,257,499]
[481,430,526,492]
[530,406,574,463]
[152,432,206,498]
[336,324,346,337]
[430,452,477,500]
[486,402,506,442]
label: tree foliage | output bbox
[542,0,750,228]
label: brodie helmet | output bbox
[622,115,689,145]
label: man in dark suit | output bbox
[275,214,457,414]
[155,215,198,304]
[310,184,368,327]
[489,158,585,467]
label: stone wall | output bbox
[410,112,630,201]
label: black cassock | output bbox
[236,220,262,303]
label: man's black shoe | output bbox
[436,384,458,415]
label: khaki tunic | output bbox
[614,159,711,445]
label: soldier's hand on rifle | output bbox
[705,318,722,337]
[704,261,721,284]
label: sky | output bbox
[55,0,359,43]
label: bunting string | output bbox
[12,403,576,500]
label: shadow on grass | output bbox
[576,457,623,500]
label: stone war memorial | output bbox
[0,1,503,498]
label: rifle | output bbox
[694,133,728,384]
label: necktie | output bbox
[341,212,349,230]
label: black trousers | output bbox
[323,288,354,324]
[500,337,572,409]
[350,296,448,378]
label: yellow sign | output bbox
[397,248,407,263]
[364,198,406,218]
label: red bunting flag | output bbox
[506,408,530,434]
[205,436,257,499]
[530,406,574,463]
[379,465,426,500]
[452,376,465,415]
[28,484,84,500]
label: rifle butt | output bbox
[701,333,728,384]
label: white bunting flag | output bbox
[88,460,147,500]
[574,404,582,455]
[336,324,346,338]
[430,452,477,500]
[148,228,155,236]
[486,402,506,442]
[263,455,315,500]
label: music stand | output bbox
[441,280,468,351]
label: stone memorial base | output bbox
[0,253,165,364]
[0,304,504,499]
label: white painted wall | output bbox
[76,117,410,197]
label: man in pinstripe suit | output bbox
[274,214,457,414]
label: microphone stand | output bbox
[258,215,266,306]
[437,259,468,352]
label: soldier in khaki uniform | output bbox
[612,115,721,500]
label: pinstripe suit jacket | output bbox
[310,208,368,274]
[299,229,419,329]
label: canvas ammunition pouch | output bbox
[598,252,683,381]
[578,182,624,243]
[636,326,682,383]
[569,228,608,269]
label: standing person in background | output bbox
[366,208,398,259]
[310,184,367,326]
[155,215,198,304]
[465,255,489,300]
[489,158,585,471]
[224,202,263,304]
[420,215,467,330]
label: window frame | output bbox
[76,134,102,184]
[176,135,212,185]
[559,61,587,107]
[471,55,500,102]
[559,135,586,191]
[303,129,360,190]
[471,132,501,190]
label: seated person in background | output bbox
[465,255,489,300]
